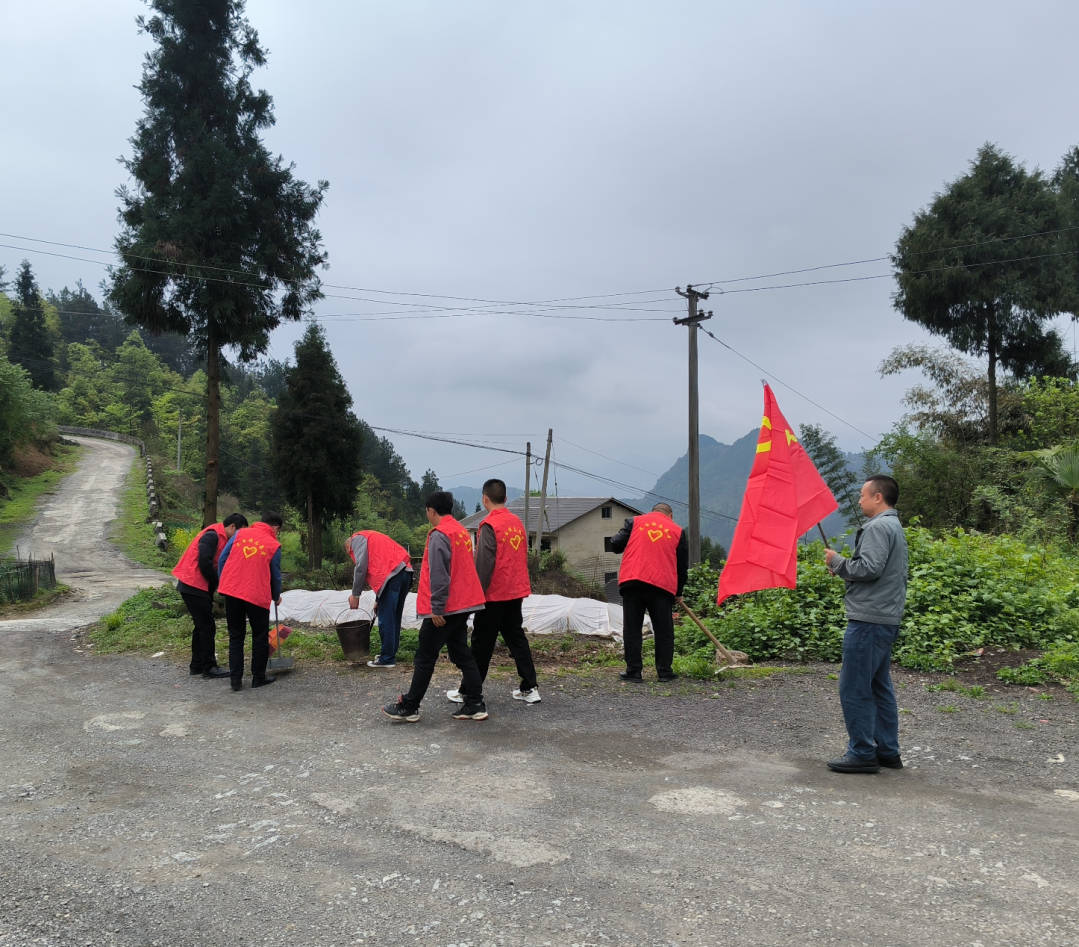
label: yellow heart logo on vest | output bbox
[508,534,522,550]
[647,529,664,542]
[242,545,259,559]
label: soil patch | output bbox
[951,647,1046,688]
[12,444,53,477]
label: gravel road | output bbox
[1,437,1077,946]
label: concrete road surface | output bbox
[0,437,1076,946]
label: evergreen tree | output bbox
[799,423,859,522]
[893,143,1071,442]
[271,323,362,568]
[8,261,56,391]
[420,469,441,498]
[109,0,327,525]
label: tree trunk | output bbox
[986,309,999,446]
[307,490,321,568]
[201,326,220,526]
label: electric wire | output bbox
[696,324,878,443]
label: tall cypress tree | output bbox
[109,0,327,524]
[8,261,56,391]
[271,322,363,568]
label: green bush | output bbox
[680,528,1079,671]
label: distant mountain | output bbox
[447,484,523,515]
[635,432,865,549]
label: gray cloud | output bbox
[5,0,1078,497]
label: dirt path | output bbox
[2,436,167,632]
[0,439,1077,946]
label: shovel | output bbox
[679,600,751,669]
[268,601,295,673]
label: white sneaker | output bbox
[445,688,465,704]
[512,687,541,704]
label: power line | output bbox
[694,224,1079,289]
[697,324,878,442]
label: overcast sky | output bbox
[5,1,1078,500]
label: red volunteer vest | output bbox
[416,516,486,617]
[171,523,227,592]
[217,522,281,609]
[346,530,411,595]
[617,513,683,595]
[479,507,531,602]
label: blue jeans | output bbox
[374,569,411,662]
[838,621,900,761]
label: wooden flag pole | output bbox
[817,524,831,549]
[680,601,749,667]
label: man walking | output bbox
[447,478,540,706]
[825,475,909,774]
[609,502,688,682]
[382,492,487,723]
[172,513,248,678]
[217,513,284,692]
[345,529,413,668]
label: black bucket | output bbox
[336,619,372,663]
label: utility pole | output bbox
[534,428,552,556]
[176,414,182,470]
[674,285,712,566]
[523,441,532,553]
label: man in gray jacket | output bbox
[824,475,908,774]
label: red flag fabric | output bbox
[716,384,839,605]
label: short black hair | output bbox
[865,475,899,507]
[425,491,454,516]
[262,511,284,529]
[482,478,507,504]
[222,513,248,529]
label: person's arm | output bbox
[349,535,369,598]
[217,533,236,578]
[427,531,452,616]
[675,530,688,598]
[830,524,892,582]
[196,530,220,590]
[474,523,497,592]
[270,548,282,604]
[608,518,634,554]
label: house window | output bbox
[603,536,614,552]
[604,571,617,584]
[540,539,551,552]
[601,506,612,519]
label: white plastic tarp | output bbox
[276,589,644,641]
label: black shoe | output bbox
[619,670,643,682]
[877,754,904,769]
[382,697,420,722]
[230,679,243,692]
[202,667,232,679]
[251,676,276,688]
[452,701,489,721]
[827,752,880,774]
[657,672,679,682]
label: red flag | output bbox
[716,384,839,604]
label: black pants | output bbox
[402,613,483,710]
[181,590,220,673]
[620,581,675,676]
[467,598,537,691]
[224,595,270,683]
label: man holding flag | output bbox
[824,476,908,774]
